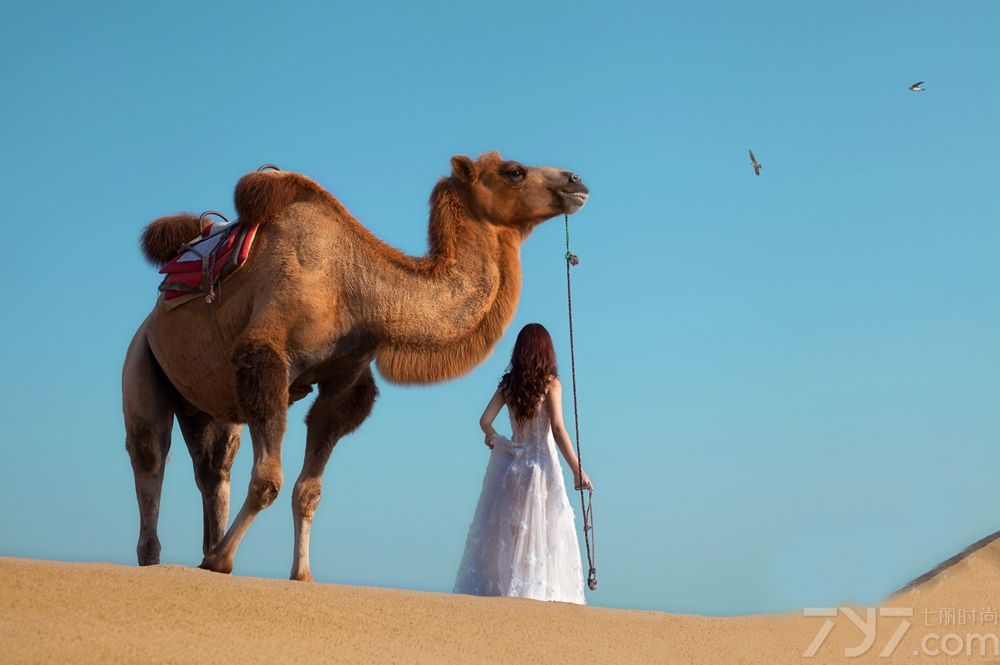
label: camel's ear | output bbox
[450,155,477,182]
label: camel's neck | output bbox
[368,182,523,384]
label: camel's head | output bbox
[449,151,589,231]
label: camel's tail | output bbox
[139,213,201,267]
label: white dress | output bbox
[453,390,586,604]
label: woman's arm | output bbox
[479,387,505,449]
[546,378,593,490]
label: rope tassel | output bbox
[564,214,597,591]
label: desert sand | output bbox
[3,532,1000,664]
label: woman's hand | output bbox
[574,469,593,491]
[484,430,496,449]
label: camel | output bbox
[122,151,589,581]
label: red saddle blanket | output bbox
[159,221,259,301]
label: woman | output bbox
[453,323,593,604]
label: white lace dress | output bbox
[453,391,586,604]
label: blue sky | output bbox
[0,1,997,615]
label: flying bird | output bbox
[748,149,762,176]
[909,81,925,92]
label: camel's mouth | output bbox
[559,190,589,214]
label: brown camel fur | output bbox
[122,152,589,581]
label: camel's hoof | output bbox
[291,571,313,583]
[137,538,161,566]
[199,553,234,574]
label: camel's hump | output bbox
[234,170,345,227]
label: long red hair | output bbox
[499,323,558,423]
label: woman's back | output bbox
[507,387,553,445]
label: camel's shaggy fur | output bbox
[122,151,589,581]
[139,213,201,266]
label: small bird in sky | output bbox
[909,81,925,92]
[748,149,762,176]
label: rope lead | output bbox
[564,214,597,591]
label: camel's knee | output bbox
[126,422,164,475]
[293,478,322,519]
[137,536,161,566]
[249,468,283,511]
[234,343,288,423]
[186,423,239,492]
[194,462,230,494]
[193,441,237,491]
[194,454,227,489]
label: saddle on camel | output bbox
[157,210,258,304]
[123,153,589,583]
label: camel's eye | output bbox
[504,167,525,183]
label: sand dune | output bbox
[3,535,1000,664]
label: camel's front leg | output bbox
[200,342,288,574]
[291,367,378,581]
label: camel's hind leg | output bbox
[175,410,241,555]
[122,326,175,566]
[291,367,378,582]
[200,340,288,574]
